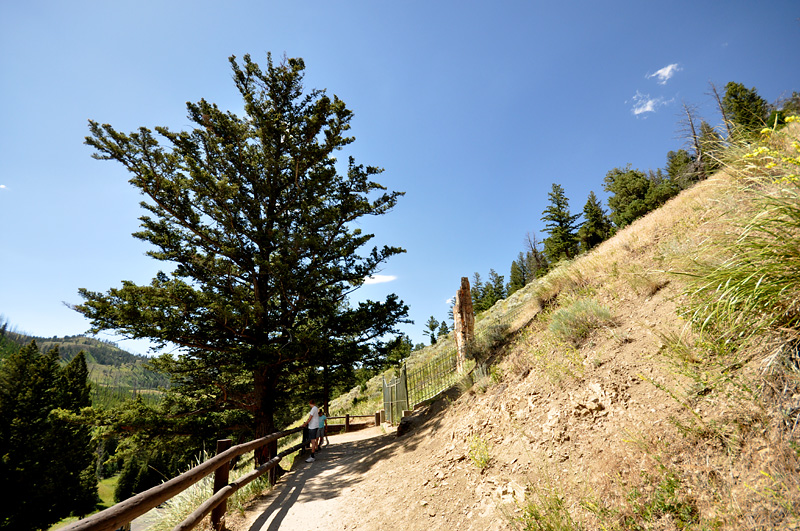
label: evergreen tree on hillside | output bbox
[541,183,580,262]
[384,334,412,369]
[699,121,724,175]
[645,168,680,209]
[577,191,613,252]
[472,269,506,313]
[780,91,800,116]
[76,54,408,466]
[0,342,97,529]
[665,149,698,189]
[603,166,652,228]
[485,269,506,306]
[471,272,485,311]
[437,320,450,339]
[423,315,440,345]
[721,81,769,133]
[508,251,533,296]
[0,320,19,360]
[767,92,800,127]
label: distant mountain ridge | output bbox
[0,327,169,403]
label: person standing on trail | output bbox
[303,399,321,462]
[317,409,329,447]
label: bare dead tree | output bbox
[678,101,705,180]
[524,231,547,277]
[709,82,733,138]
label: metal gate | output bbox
[382,365,409,426]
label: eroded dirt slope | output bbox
[233,174,800,530]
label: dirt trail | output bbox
[229,427,397,531]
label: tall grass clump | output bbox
[515,485,583,531]
[549,298,615,346]
[684,119,800,348]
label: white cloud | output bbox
[630,91,672,116]
[647,63,681,85]
[0,185,6,189]
[363,274,397,285]
[445,297,455,305]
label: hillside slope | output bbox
[0,331,168,400]
[238,171,799,531]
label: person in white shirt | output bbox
[303,399,320,462]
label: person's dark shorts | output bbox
[308,427,321,439]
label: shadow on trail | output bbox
[247,431,402,531]
[245,394,457,531]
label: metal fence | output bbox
[406,347,461,407]
[381,299,532,424]
[382,365,409,425]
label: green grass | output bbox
[97,475,118,509]
[49,475,120,530]
[684,122,800,348]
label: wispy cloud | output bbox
[630,91,672,116]
[363,274,397,285]
[646,63,681,85]
[0,185,7,189]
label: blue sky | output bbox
[1,1,798,354]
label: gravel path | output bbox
[232,426,396,531]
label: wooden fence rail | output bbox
[325,414,378,433]
[62,426,303,531]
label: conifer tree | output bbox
[603,166,651,228]
[471,272,485,311]
[665,149,698,189]
[577,191,613,252]
[721,81,768,133]
[0,343,97,529]
[472,269,506,312]
[541,183,580,262]
[423,315,440,345]
[698,121,724,175]
[508,252,532,296]
[76,54,408,463]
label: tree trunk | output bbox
[323,362,330,415]
[253,367,276,467]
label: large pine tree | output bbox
[76,54,408,463]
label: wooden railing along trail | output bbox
[63,412,380,531]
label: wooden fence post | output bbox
[345,414,350,433]
[374,411,380,426]
[211,439,232,531]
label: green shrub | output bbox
[548,299,615,345]
[468,435,492,470]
